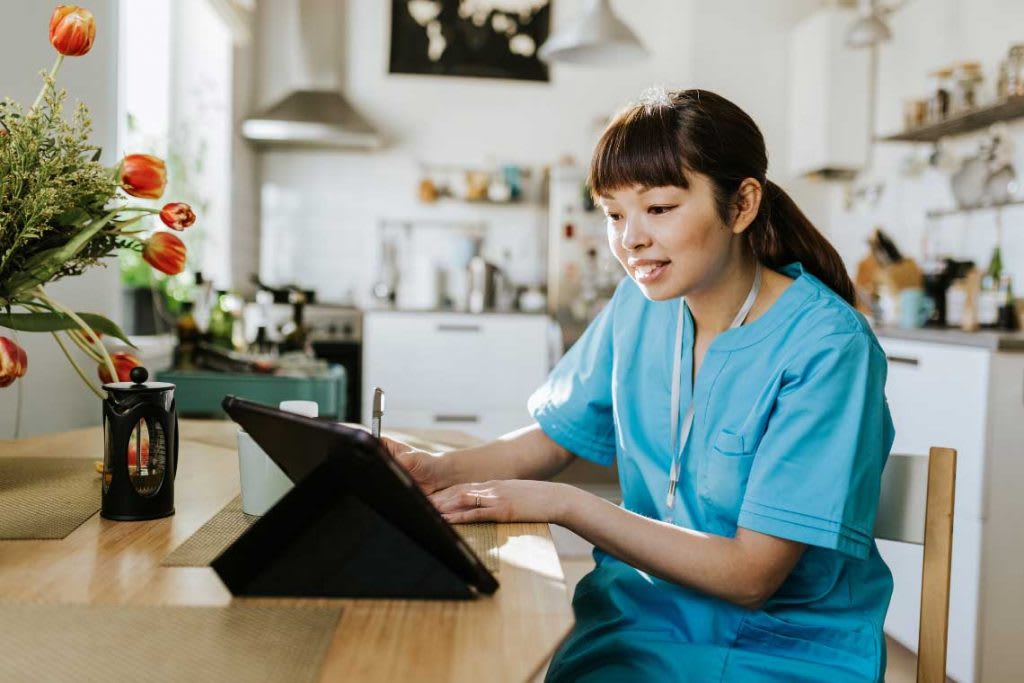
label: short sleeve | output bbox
[737,332,893,560]
[527,282,627,466]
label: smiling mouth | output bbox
[633,261,670,284]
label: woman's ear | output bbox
[730,178,763,235]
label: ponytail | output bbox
[750,181,856,305]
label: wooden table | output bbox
[0,419,574,682]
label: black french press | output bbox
[101,366,178,520]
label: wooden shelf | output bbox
[926,198,1024,218]
[879,96,1024,143]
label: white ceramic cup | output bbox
[237,400,318,515]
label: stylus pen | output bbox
[372,387,385,439]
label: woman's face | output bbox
[598,173,736,301]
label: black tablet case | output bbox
[212,396,499,600]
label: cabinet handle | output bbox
[433,414,480,423]
[886,354,920,367]
[436,324,482,333]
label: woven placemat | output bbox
[164,496,256,567]
[165,496,500,574]
[0,458,100,539]
[0,602,341,683]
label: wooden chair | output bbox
[875,447,957,683]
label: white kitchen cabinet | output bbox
[877,335,1024,682]
[362,312,554,440]
[787,6,869,179]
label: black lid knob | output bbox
[130,366,149,385]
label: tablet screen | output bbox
[222,395,499,596]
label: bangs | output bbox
[588,100,691,199]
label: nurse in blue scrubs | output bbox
[385,88,895,682]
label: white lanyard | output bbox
[666,263,762,510]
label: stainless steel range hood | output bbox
[243,0,382,150]
[243,89,381,149]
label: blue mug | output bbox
[899,288,935,329]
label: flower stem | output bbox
[68,329,104,363]
[33,286,117,382]
[23,301,103,363]
[104,213,153,235]
[19,301,103,364]
[50,331,105,400]
[31,54,65,114]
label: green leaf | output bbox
[56,208,91,227]
[0,311,136,347]
[0,210,117,294]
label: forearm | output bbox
[443,423,575,484]
[558,488,769,609]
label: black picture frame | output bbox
[389,0,551,82]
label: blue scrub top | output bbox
[530,263,895,682]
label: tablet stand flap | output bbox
[211,461,475,599]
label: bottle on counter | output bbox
[945,278,967,328]
[978,246,1003,328]
[960,268,982,332]
[207,290,235,349]
[173,301,198,370]
[191,272,215,342]
[998,276,1019,331]
[280,290,309,354]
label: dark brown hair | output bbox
[589,88,856,305]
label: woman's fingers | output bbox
[429,483,498,513]
[442,508,495,524]
[380,435,413,457]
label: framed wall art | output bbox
[389,0,551,82]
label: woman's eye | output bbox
[648,205,675,215]
[605,212,622,221]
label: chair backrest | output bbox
[874,447,957,683]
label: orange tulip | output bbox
[97,351,142,384]
[0,336,28,388]
[142,231,186,275]
[49,6,96,57]
[127,439,150,469]
[159,202,196,231]
[121,154,166,199]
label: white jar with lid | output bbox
[237,399,319,515]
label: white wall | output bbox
[0,0,121,439]
[171,0,234,287]
[815,0,1024,288]
[248,0,817,303]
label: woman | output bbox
[385,89,894,682]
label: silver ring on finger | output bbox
[474,495,481,508]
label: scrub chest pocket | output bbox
[699,428,758,535]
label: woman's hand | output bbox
[380,436,452,495]
[428,480,578,525]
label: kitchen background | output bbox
[2,2,1024,680]
[3,0,1023,435]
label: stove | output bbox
[243,303,363,423]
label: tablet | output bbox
[220,395,499,597]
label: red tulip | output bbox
[121,154,166,199]
[142,231,186,275]
[159,202,196,231]
[127,439,150,468]
[49,6,96,57]
[0,336,28,388]
[97,351,142,384]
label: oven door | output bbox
[311,340,362,424]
